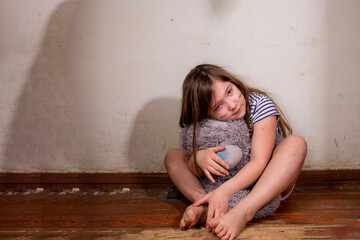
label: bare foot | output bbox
[180,204,207,230]
[206,208,253,240]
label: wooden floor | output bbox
[0,171,359,239]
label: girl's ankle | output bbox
[244,209,256,222]
[234,201,256,222]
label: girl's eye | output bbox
[215,104,222,111]
[227,88,233,95]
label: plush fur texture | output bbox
[179,118,281,218]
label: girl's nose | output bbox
[228,101,236,111]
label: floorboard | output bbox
[0,172,359,239]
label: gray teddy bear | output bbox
[179,118,280,218]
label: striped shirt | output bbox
[249,92,278,128]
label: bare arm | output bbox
[215,115,277,196]
[187,154,203,176]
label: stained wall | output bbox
[0,0,359,172]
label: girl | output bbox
[164,64,307,240]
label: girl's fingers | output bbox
[204,170,215,183]
[213,154,230,170]
[208,166,226,177]
[193,195,208,207]
[210,159,229,175]
[214,209,220,218]
[207,205,215,220]
[212,146,226,152]
[214,209,226,220]
[210,147,229,170]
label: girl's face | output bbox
[208,79,246,121]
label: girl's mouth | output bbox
[233,107,240,116]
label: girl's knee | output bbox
[164,148,187,169]
[164,148,177,166]
[276,135,307,164]
[290,135,307,154]
[285,135,307,161]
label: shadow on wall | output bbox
[127,98,180,172]
[2,1,85,172]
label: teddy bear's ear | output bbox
[207,118,228,129]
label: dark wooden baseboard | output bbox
[0,170,359,186]
[296,169,360,188]
[0,173,170,184]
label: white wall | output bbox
[0,0,359,172]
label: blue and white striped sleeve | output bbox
[249,93,278,126]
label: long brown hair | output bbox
[180,64,292,174]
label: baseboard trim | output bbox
[0,173,170,184]
[296,169,360,187]
[0,170,359,186]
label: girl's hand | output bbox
[195,146,230,183]
[193,188,230,221]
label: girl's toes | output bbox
[206,217,219,229]
[217,229,227,238]
[215,224,224,234]
[221,232,231,240]
[179,219,185,229]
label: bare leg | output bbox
[207,135,307,240]
[164,148,208,229]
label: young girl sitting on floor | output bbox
[164,64,307,240]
